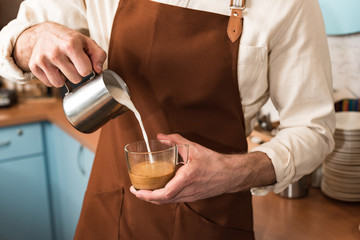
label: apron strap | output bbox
[227,0,246,42]
[230,0,246,8]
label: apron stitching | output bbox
[118,187,124,240]
[170,203,178,239]
[230,38,248,145]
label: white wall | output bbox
[327,33,360,98]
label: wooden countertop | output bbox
[1,98,359,238]
[253,188,360,240]
[0,98,100,152]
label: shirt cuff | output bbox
[0,20,35,83]
[249,139,296,195]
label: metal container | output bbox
[311,165,323,188]
[278,175,311,199]
[63,69,130,133]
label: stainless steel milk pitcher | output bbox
[63,69,130,133]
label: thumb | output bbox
[157,133,191,163]
[84,38,107,73]
[157,133,191,145]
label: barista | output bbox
[0,0,335,239]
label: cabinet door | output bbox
[0,155,53,240]
[44,123,94,240]
[0,122,43,161]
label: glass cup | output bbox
[125,140,189,190]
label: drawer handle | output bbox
[0,140,11,147]
[77,145,86,175]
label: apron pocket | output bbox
[172,203,254,240]
[74,188,124,240]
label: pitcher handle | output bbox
[64,81,72,95]
[64,71,96,95]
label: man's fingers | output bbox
[30,65,52,87]
[43,66,66,88]
[30,56,66,87]
[54,55,83,84]
[157,133,192,145]
[66,41,94,77]
[14,22,107,88]
[84,38,107,74]
[131,167,189,204]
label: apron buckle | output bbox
[229,6,246,11]
[229,0,246,11]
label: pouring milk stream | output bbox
[109,86,155,163]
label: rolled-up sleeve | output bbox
[251,0,335,194]
[0,0,88,83]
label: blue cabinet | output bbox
[0,122,94,240]
[0,123,53,240]
[43,123,94,240]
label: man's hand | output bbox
[130,133,276,205]
[13,22,107,87]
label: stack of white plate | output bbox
[321,111,360,202]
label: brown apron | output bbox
[75,0,253,239]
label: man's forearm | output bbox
[227,151,276,191]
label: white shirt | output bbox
[0,0,335,194]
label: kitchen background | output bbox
[0,0,22,28]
